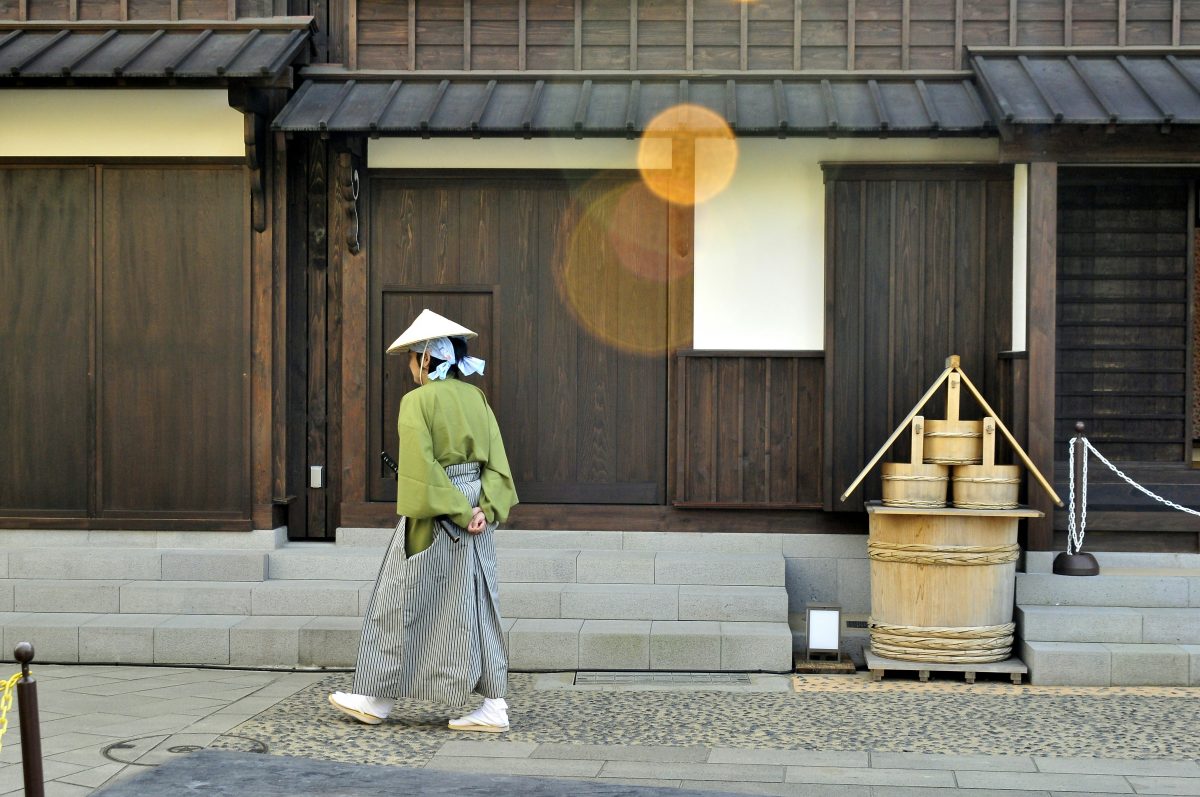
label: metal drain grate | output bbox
[574,671,752,685]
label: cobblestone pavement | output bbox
[2,664,1198,796]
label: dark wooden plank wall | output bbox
[367,172,669,506]
[674,351,823,508]
[6,0,271,20]
[1056,172,1193,463]
[340,0,1200,71]
[824,165,1014,513]
[0,167,92,518]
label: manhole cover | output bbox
[574,671,752,685]
[103,734,267,766]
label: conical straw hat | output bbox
[386,309,477,354]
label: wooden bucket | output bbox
[952,465,1021,510]
[881,463,948,508]
[868,510,1019,663]
[923,420,983,465]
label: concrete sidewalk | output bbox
[0,664,1196,795]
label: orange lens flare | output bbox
[637,103,738,207]
[554,178,690,355]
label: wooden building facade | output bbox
[3,0,1200,552]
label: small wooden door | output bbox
[368,172,670,506]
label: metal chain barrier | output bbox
[1069,435,1200,555]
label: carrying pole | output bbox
[839,364,953,503]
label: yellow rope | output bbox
[881,474,947,482]
[880,499,947,508]
[953,476,1020,484]
[868,540,1019,565]
[869,622,1015,663]
[0,672,25,754]
[953,500,1019,510]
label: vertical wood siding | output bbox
[824,165,1014,513]
[674,352,823,507]
[309,0,1200,74]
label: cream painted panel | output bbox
[693,138,1002,351]
[1011,164,1029,353]
[0,90,243,157]
[369,137,672,170]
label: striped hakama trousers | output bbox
[352,462,508,707]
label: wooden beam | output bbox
[519,0,526,70]
[1009,0,1017,46]
[1173,0,1181,45]
[347,0,357,69]
[901,0,909,69]
[740,0,748,71]
[574,0,582,70]
[463,0,470,70]
[630,0,637,71]
[847,0,855,70]
[1026,160,1057,550]
[953,0,962,68]
[792,0,800,69]
[687,0,694,70]
[407,0,416,70]
[227,0,235,21]
[70,0,78,20]
[120,0,127,20]
[1063,0,1071,47]
[1118,0,1126,46]
[667,137,696,505]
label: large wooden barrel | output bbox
[866,505,1032,663]
[923,420,983,465]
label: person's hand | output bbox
[467,507,486,534]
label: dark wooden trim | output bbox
[339,501,869,534]
[0,517,255,531]
[823,164,1013,182]
[823,176,837,511]
[87,165,98,520]
[1026,161,1057,550]
[678,349,823,358]
[272,131,289,505]
[1187,176,1196,460]
[999,128,1200,164]
[666,137,696,511]
[0,157,245,165]
[339,147,369,520]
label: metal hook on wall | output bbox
[346,168,361,255]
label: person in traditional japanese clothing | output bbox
[329,309,518,733]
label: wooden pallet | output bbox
[865,651,1027,685]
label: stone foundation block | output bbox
[1022,641,1111,686]
[300,617,363,667]
[154,615,239,665]
[268,549,382,581]
[720,622,793,671]
[561,584,677,621]
[499,583,562,619]
[1016,573,1189,608]
[161,551,268,582]
[230,616,310,666]
[1141,608,1200,645]
[508,619,582,671]
[498,550,578,584]
[649,621,721,671]
[3,612,96,663]
[251,581,364,617]
[655,553,784,587]
[12,580,123,614]
[80,614,172,664]
[1016,605,1142,644]
[120,581,252,615]
[578,620,651,670]
[678,586,786,622]
[1106,643,1190,686]
[576,551,655,584]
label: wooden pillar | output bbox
[1026,161,1057,550]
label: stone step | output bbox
[499,549,786,587]
[0,612,793,672]
[1018,605,1200,645]
[0,529,285,550]
[1025,551,1200,573]
[0,580,372,617]
[1021,640,1200,686]
[267,545,383,581]
[1015,572,1198,608]
[500,583,788,622]
[5,548,270,581]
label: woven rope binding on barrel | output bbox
[868,621,1015,664]
[952,476,1020,484]
[881,474,947,482]
[867,540,1019,565]
[953,500,1019,510]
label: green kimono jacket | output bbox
[394,378,518,556]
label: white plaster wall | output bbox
[1011,164,1029,353]
[693,138,1001,350]
[0,89,244,157]
[369,137,672,170]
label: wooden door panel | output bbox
[369,173,668,505]
[0,167,91,514]
[98,167,248,516]
[825,166,1014,511]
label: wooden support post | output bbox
[946,373,961,422]
[1026,161,1058,549]
[982,417,996,467]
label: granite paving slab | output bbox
[93,749,745,796]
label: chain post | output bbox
[1054,423,1100,577]
[14,643,43,797]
